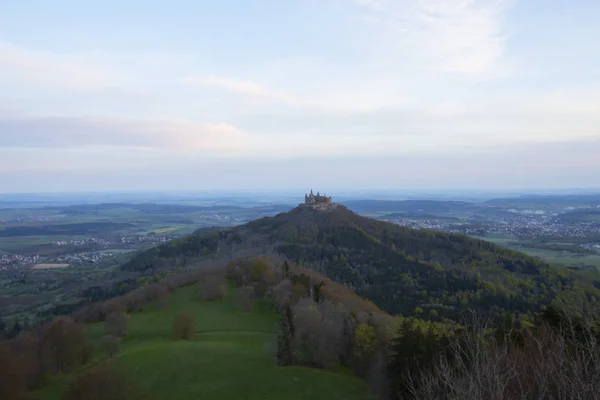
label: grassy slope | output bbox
[34,285,371,400]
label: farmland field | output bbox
[32,263,70,269]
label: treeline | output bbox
[0,315,97,399]
[0,222,133,237]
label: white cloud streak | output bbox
[0,41,123,91]
[0,115,250,150]
[180,75,301,105]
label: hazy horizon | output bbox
[1,0,599,192]
[2,187,600,199]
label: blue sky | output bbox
[1,0,599,192]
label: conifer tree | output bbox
[276,306,295,366]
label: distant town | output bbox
[384,211,600,247]
[0,234,180,270]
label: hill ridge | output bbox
[122,204,600,320]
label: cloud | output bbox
[350,0,513,75]
[231,90,600,154]
[0,115,250,150]
[180,75,301,105]
[0,40,122,91]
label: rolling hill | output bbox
[122,204,600,320]
[32,284,371,400]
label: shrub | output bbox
[172,312,195,339]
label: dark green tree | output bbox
[276,306,295,366]
[389,320,447,399]
[283,260,291,279]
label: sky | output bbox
[1,0,599,193]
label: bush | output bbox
[172,312,195,339]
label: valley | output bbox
[2,193,600,400]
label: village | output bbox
[383,212,600,246]
[0,233,182,270]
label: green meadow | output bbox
[33,285,371,400]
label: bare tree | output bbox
[407,315,600,400]
[101,334,120,358]
[41,317,91,374]
[62,364,140,400]
[156,284,170,309]
[200,275,227,301]
[271,279,294,312]
[236,286,256,312]
[104,311,129,337]
[0,345,27,400]
[291,299,346,369]
[102,299,125,316]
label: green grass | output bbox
[502,247,600,268]
[473,234,516,245]
[0,236,54,251]
[151,226,191,234]
[33,285,371,400]
[545,254,600,268]
[474,235,600,269]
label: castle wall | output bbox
[304,191,334,210]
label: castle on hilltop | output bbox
[304,189,334,210]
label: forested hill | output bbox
[122,205,600,320]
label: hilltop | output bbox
[122,204,600,320]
